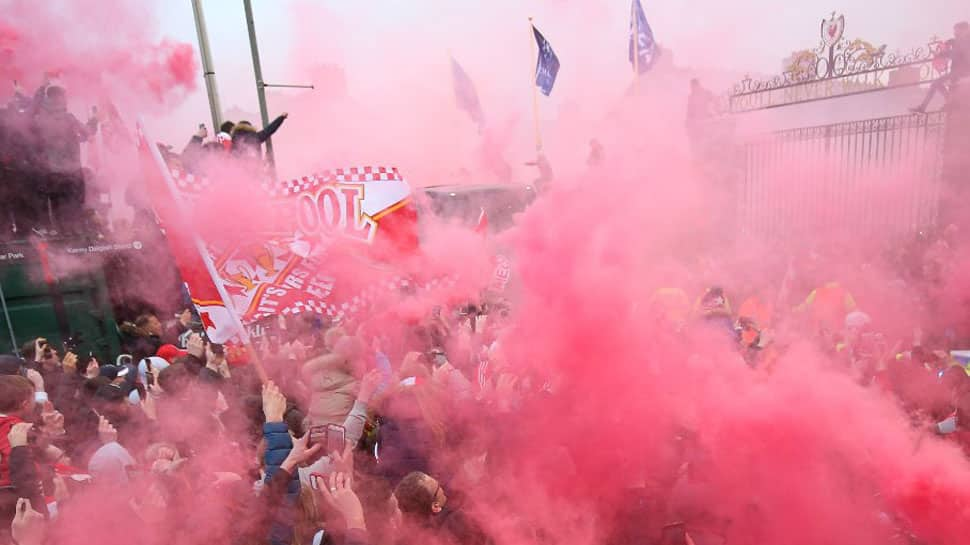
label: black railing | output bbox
[738,111,948,240]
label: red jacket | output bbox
[0,414,24,486]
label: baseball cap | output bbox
[95,383,127,402]
[157,344,188,363]
[99,364,130,381]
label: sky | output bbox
[145,0,966,177]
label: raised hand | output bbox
[315,472,366,531]
[98,415,118,444]
[261,381,287,423]
[12,498,47,545]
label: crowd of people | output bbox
[1,232,969,545]
[0,74,99,238]
[0,299,508,545]
[0,71,290,240]
[163,113,289,176]
[1,23,969,545]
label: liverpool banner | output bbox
[138,124,420,343]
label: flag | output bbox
[451,57,485,130]
[474,207,488,235]
[162,161,424,327]
[136,122,244,344]
[532,25,560,96]
[629,0,657,74]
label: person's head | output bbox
[136,314,163,337]
[0,375,35,417]
[334,335,364,369]
[0,355,24,376]
[393,471,447,520]
[83,376,110,400]
[219,120,235,134]
[157,363,193,398]
[20,340,36,362]
[156,344,187,364]
[231,121,256,136]
[954,21,968,39]
[99,364,129,385]
[44,85,67,111]
[22,338,56,363]
[941,366,969,397]
[94,382,128,415]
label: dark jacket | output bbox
[263,421,300,545]
[231,115,286,159]
[397,509,490,545]
[9,446,47,517]
[181,134,205,173]
[950,35,970,80]
[32,100,97,174]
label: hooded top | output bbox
[230,115,286,160]
[32,86,98,173]
[88,441,135,485]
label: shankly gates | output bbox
[728,13,958,241]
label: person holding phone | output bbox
[181,123,213,174]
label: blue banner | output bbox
[533,25,560,96]
[450,57,485,129]
[629,0,657,74]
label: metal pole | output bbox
[263,83,315,90]
[242,0,276,174]
[190,0,223,133]
[529,18,542,153]
[0,279,19,356]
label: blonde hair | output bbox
[294,484,322,545]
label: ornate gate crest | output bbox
[821,13,845,47]
[729,13,944,113]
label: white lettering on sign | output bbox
[296,184,377,243]
[306,277,335,300]
[732,62,937,113]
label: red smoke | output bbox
[4,2,970,545]
[0,0,196,110]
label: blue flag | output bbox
[532,25,560,96]
[450,57,485,129]
[629,0,657,74]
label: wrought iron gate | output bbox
[728,13,951,240]
[738,111,947,239]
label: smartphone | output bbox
[938,414,958,434]
[660,523,688,545]
[325,423,346,455]
[308,425,326,448]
